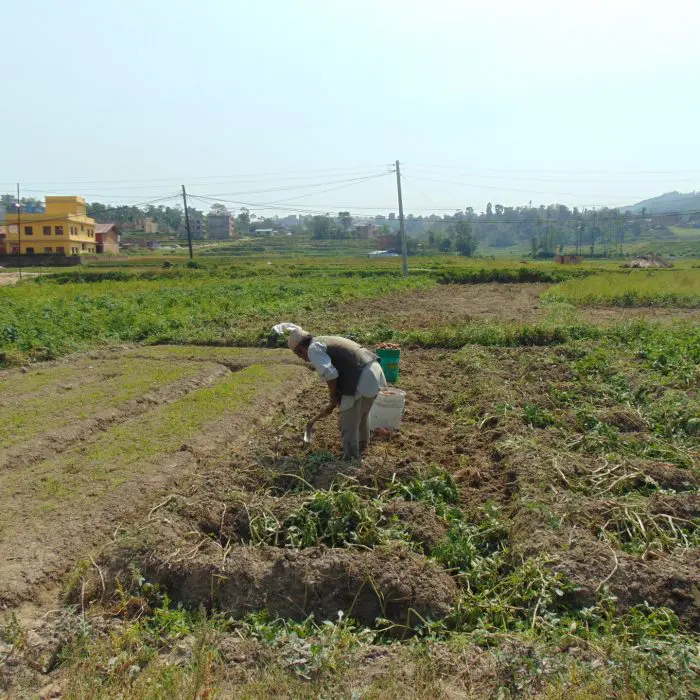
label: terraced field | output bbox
[0,261,698,699]
[0,348,310,609]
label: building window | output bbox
[24,226,33,236]
[56,225,64,236]
[81,224,84,231]
[56,247,65,254]
[81,243,86,251]
[11,246,19,254]
[43,226,51,235]
[44,247,53,253]
[26,247,34,254]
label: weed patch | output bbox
[249,487,391,548]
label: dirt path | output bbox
[0,272,39,286]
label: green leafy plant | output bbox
[522,403,557,428]
[388,465,460,510]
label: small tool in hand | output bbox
[303,402,336,444]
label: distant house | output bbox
[95,223,120,254]
[207,214,237,240]
[651,214,678,227]
[368,249,400,258]
[554,254,582,264]
[254,228,276,236]
[144,218,159,234]
[190,212,205,239]
[375,234,399,250]
[0,196,96,256]
[355,224,376,239]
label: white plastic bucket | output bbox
[369,389,406,431]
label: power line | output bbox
[408,166,700,186]
[189,172,393,212]
[187,194,334,217]
[407,163,700,175]
[402,173,673,200]
[400,174,446,211]
[265,171,393,204]
[0,164,391,188]
[10,170,393,203]
[192,171,392,200]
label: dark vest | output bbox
[314,336,377,395]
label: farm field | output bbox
[0,258,698,699]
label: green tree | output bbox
[210,203,229,216]
[452,220,478,256]
[236,208,250,235]
[338,211,353,235]
[428,229,442,248]
[310,215,335,239]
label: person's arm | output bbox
[326,377,340,406]
[307,342,340,407]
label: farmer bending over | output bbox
[273,323,387,460]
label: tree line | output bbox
[3,195,693,256]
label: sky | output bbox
[2,0,700,216]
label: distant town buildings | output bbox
[207,213,237,240]
[0,196,96,256]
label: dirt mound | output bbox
[511,504,700,630]
[623,254,674,268]
[640,463,698,492]
[381,499,448,554]
[94,542,458,630]
[550,539,700,630]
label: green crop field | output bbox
[543,269,700,307]
[0,256,698,699]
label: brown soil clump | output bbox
[381,499,448,554]
[96,541,458,629]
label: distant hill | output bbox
[622,191,700,214]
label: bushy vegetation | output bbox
[438,267,591,284]
[0,268,431,365]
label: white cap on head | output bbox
[272,322,308,349]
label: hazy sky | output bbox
[3,0,700,215]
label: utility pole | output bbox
[395,160,408,277]
[181,185,194,260]
[16,183,22,281]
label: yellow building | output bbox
[0,196,97,256]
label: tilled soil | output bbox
[2,340,699,697]
[301,283,700,332]
[0,350,312,609]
